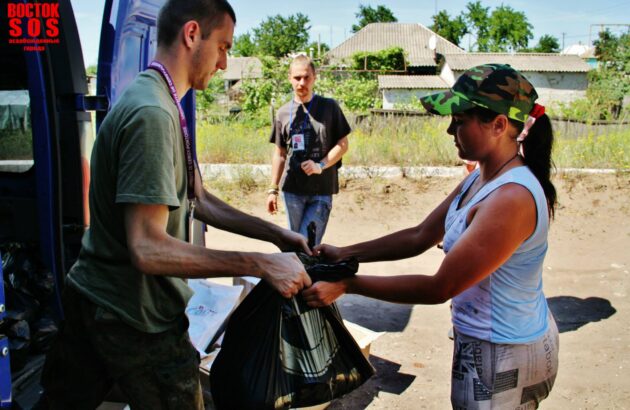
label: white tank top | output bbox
[444,166,550,343]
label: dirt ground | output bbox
[204,170,630,410]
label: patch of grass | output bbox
[0,129,33,160]
[554,130,630,169]
[203,165,265,206]
[345,116,460,166]
[196,121,272,164]
[194,115,630,170]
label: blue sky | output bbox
[70,0,630,66]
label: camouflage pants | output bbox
[41,285,203,410]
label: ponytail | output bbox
[468,107,557,219]
[518,114,557,219]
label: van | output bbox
[0,1,196,407]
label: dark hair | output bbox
[157,0,236,48]
[469,106,557,219]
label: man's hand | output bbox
[313,243,343,262]
[301,160,323,176]
[266,193,279,214]
[276,229,312,255]
[262,253,312,298]
[302,280,347,307]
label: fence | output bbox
[367,109,629,139]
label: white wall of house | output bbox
[452,70,588,106]
[382,89,448,109]
[440,64,456,87]
[522,72,588,105]
[382,71,588,110]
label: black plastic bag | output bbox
[31,310,59,353]
[210,255,373,410]
[4,286,40,323]
[7,320,31,372]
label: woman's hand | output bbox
[302,280,348,307]
[313,243,343,262]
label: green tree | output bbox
[351,4,397,33]
[463,1,490,51]
[306,41,330,59]
[440,2,533,52]
[430,10,468,47]
[590,30,630,119]
[594,29,629,66]
[487,5,533,52]
[86,65,97,76]
[241,57,292,113]
[253,13,311,58]
[232,33,256,57]
[530,35,560,53]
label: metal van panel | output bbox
[0,254,8,408]
[97,0,164,129]
[49,0,92,238]
[0,252,4,323]
[96,0,196,132]
[25,50,65,318]
[0,335,10,408]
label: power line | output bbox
[589,23,630,43]
[582,0,630,15]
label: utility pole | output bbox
[562,32,566,50]
[318,34,321,58]
[435,0,438,15]
[589,23,630,45]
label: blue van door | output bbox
[96,0,196,130]
[1,0,199,406]
[1,0,94,407]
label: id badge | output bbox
[291,133,305,151]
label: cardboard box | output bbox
[343,320,383,360]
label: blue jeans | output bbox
[282,192,332,246]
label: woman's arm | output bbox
[315,179,466,263]
[303,183,537,306]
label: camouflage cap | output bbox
[420,63,538,122]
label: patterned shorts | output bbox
[451,314,559,410]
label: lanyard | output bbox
[288,95,316,135]
[147,61,196,201]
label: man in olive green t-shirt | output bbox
[40,1,311,408]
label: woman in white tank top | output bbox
[303,64,559,409]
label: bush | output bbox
[196,73,225,113]
[316,72,380,114]
[351,47,406,71]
